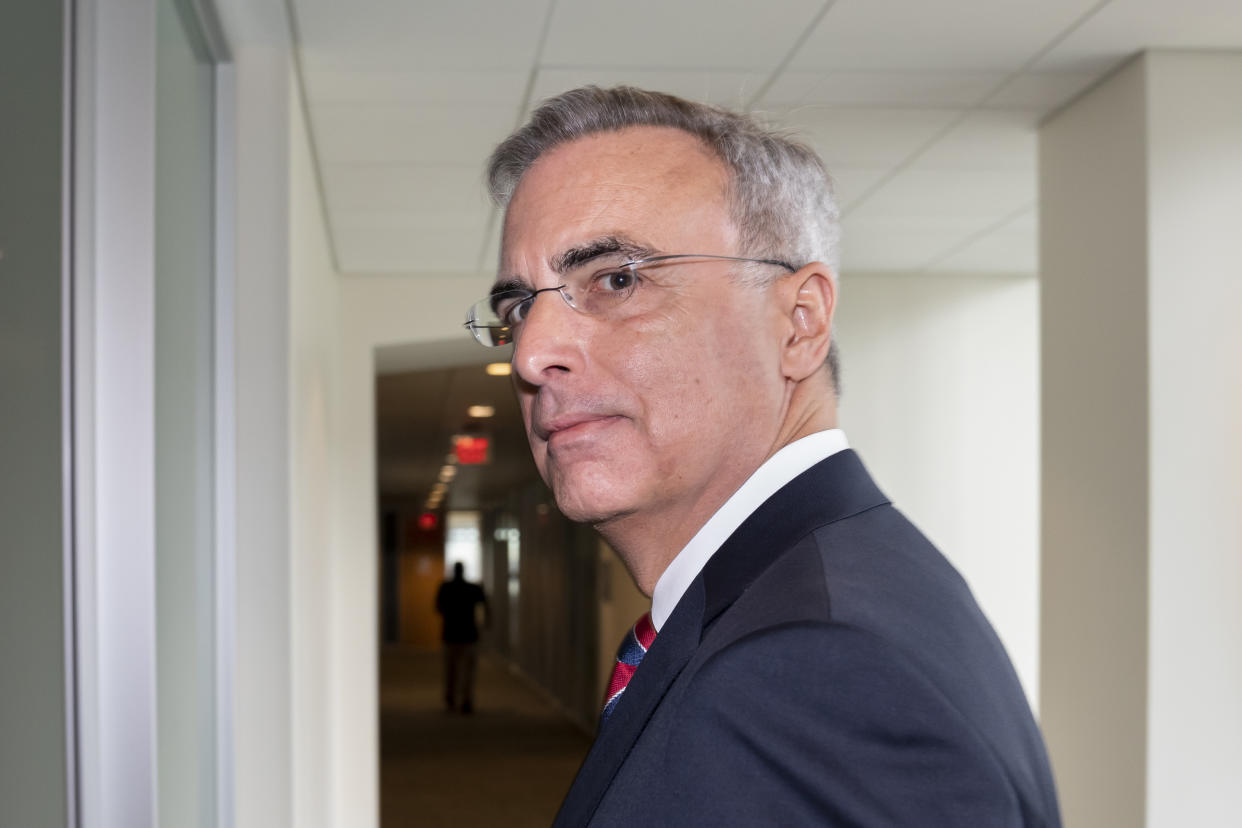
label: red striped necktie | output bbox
[602,612,657,722]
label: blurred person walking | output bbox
[435,562,490,714]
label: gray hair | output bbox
[486,85,842,393]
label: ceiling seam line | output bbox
[839,109,973,219]
[744,0,839,112]
[842,0,1115,220]
[283,0,345,275]
[974,0,1116,108]
[918,201,1036,274]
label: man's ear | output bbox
[780,264,836,382]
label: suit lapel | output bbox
[553,450,888,826]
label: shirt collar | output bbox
[649,429,849,631]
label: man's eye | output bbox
[496,294,534,325]
[594,268,637,293]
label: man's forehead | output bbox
[497,129,731,281]
[508,128,726,211]
[539,125,720,171]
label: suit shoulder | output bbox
[688,506,1060,825]
[691,620,1007,759]
[663,623,1049,826]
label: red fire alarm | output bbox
[417,512,439,531]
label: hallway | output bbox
[380,647,593,827]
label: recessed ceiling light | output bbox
[439,465,457,482]
[467,405,495,418]
[486,362,511,376]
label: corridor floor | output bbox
[380,647,593,827]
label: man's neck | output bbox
[595,475,752,596]
[601,397,838,596]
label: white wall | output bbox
[1144,50,1242,828]
[230,42,294,828]
[288,78,341,828]
[1040,50,1242,827]
[835,271,1041,706]
[1040,55,1150,828]
[215,1,349,823]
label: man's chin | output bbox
[541,459,640,525]
[548,484,636,527]
[552,495,626,527]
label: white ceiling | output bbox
[291,0,1242,278]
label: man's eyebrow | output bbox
[490,278,527,296]
[490,236,656,291]
[551,236,655,274]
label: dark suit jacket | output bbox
[554,450,1061,827]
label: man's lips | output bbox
[534,413,622,443]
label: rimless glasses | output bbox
[464,253,796,347]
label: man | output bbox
[435,561,489,714]
[465,87,1060,826]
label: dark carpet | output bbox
[380,647,592,827]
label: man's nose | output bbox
[512,286,583,385]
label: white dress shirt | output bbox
[649,429,850,631]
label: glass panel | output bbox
[506,527,521,655]
[154,1,216,825]
[445,511,483,582]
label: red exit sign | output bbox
[454,435,490,465]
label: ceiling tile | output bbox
[828,168,889,206]
[292,0,552,70]
[848,169,1034,224]
[984,70,1100,110]
[928,209,1037,273]
[789,0,1102,72]
[911,109,1039,171]
[322,164,490,214]
[768,70,1005,108]
[301,65,529,105]
[839,216,984,272]
[762,105,964,169]
[311,103,522,164]
[530,67,767,109]
[542,0,824,70]
[757,71,828,105]
[1031,0,1242,74]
